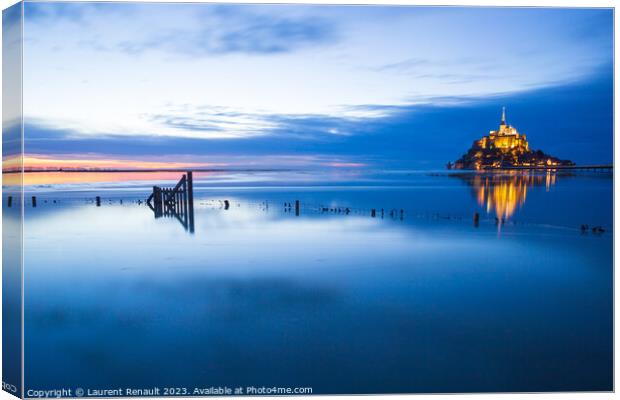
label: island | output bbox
[448,108,574,170]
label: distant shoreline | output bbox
[2,168,296,174]
[1,164,613,174]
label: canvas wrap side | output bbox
[3,2,24,398]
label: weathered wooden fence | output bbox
[147,171,195,233]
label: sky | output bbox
[11,2,614,170]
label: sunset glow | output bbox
[2,155,228,172]
[18,171,219,186]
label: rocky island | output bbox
[448,108,574,170]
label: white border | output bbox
[0,1,616,400]
[0,0,616,6]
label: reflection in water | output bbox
[457,171,559,221]
[21,179,613,392]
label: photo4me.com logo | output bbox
[246,386,313,395]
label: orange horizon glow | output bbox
[2,155,369,185]
[3,156,367,171]
[3,171,221,186]
[2,156,229,171]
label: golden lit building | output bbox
[451,107,574,170]
[476,107,529,152]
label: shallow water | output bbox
[15,170,613,393]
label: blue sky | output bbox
[19,2,613,169]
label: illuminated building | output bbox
[450,108,574,170]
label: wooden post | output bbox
[167,189,172,214]
[32,196,37,207]
[95,196,101,207]
[187,171,195,233]
[295,200,300,216]
[153,186,162,217]
[7,196,12,208]
[162,189,167,215]
[175,190,179,214]
[183,175,188,218]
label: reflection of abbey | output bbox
[450,108,574,170]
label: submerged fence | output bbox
[147,171,195,233]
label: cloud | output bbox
[25,3,336,57]
[148,106,278,139]
[20,122,373,171]
[371,57,431,73]
[213,15,334,54]
[24,3,87,22]
[24,2,119,23]
[117,14,335,57]
[147,104,376,141]
[370,56,510,86]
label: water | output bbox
[14,170,613,393]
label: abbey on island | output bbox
[449,107,574,170]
